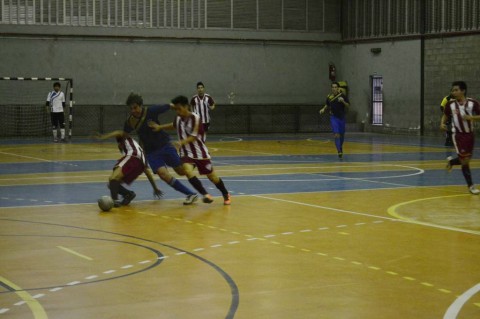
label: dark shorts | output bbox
[146,143,182,172]
[453,132,475,159]
[50,112,65,128]
[115,156,144,185]
[330,116,345,134]
[182,157,213,175]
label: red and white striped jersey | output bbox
[444,98,480,133]
[117,136,147,167]
[174,113,211,160]
[190,94,215,124]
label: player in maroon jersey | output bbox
[96,130,163,206]
[190,82,215,141]
[149,95,231,205]
[441,81,480,195]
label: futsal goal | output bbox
[0,77,74,140]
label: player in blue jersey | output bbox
[319,82,350,159]
[122,93,203,205]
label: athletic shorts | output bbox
[146,143,182,172]
[115,156,144,185]
[453,132,475,159]
[182,157,213,175]
[330,116,345,134]
[50,112,65,127]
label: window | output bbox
[371,75,383,125]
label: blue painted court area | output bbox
[1,133,478,208]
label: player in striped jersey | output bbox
[46,82,66,142]
[190,82,215,141]
[96,131,163,207]
[149,95,231,205]
[441,81,480,195]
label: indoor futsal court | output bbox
[0,133,479,319]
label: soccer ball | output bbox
[98,195,114,212]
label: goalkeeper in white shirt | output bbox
[46,82,66,142]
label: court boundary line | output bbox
[443,283,480,319]
[251,194,480,236]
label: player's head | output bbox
[196,82,205,96]
[126,93,144,118]
[331,82,340,95]
[451,81,467,100]
[53,82,61,92]
[171,95,191,117]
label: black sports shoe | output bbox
[121,191,136,206]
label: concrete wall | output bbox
[339,40,422,133]
[424,35,480,135]
[0,30,340,106]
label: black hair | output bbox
[171,95,189,106]
[331,81,340,87]
[452,81,467,94]
[196,81,204,88]
[126,93,143,106]
[53,82,61,88]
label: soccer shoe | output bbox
[183,194,199,205]
[53,138,59,143]
[121,191,136,206]
[223,194,231,205]
[469,186,480,195]
[446,156,453,173]
[113,200,123,207]
[61,138,67,143]
[338,152,343,159]
[202,194,214,204]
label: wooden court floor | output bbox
[0,133,479,319]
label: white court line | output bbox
[443,283,480,319]
[0,151,53,162]
[251,195,480,236]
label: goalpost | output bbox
[0,77,74,140]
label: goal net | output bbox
[0,77,73,140]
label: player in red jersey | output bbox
[441,81,480,195]
[190,82,215,141]
[96,131,163,206]
[149,95,231,205]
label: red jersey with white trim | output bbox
[190,94,215,124]
[174,113,211,160]
[444,98,480,134]
[117,136,147,167]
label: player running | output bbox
[319,82,350,159]
[441,81,480,195]
[149,95,231,205]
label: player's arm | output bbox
[144,167,163,198]
[319,104,329,114]
[148,121,174,132]
[440,114,449,130]
[209,97,216,111]
[338,95,350,107]
[95,130,127,140]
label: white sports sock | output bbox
[60,129,65,139]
